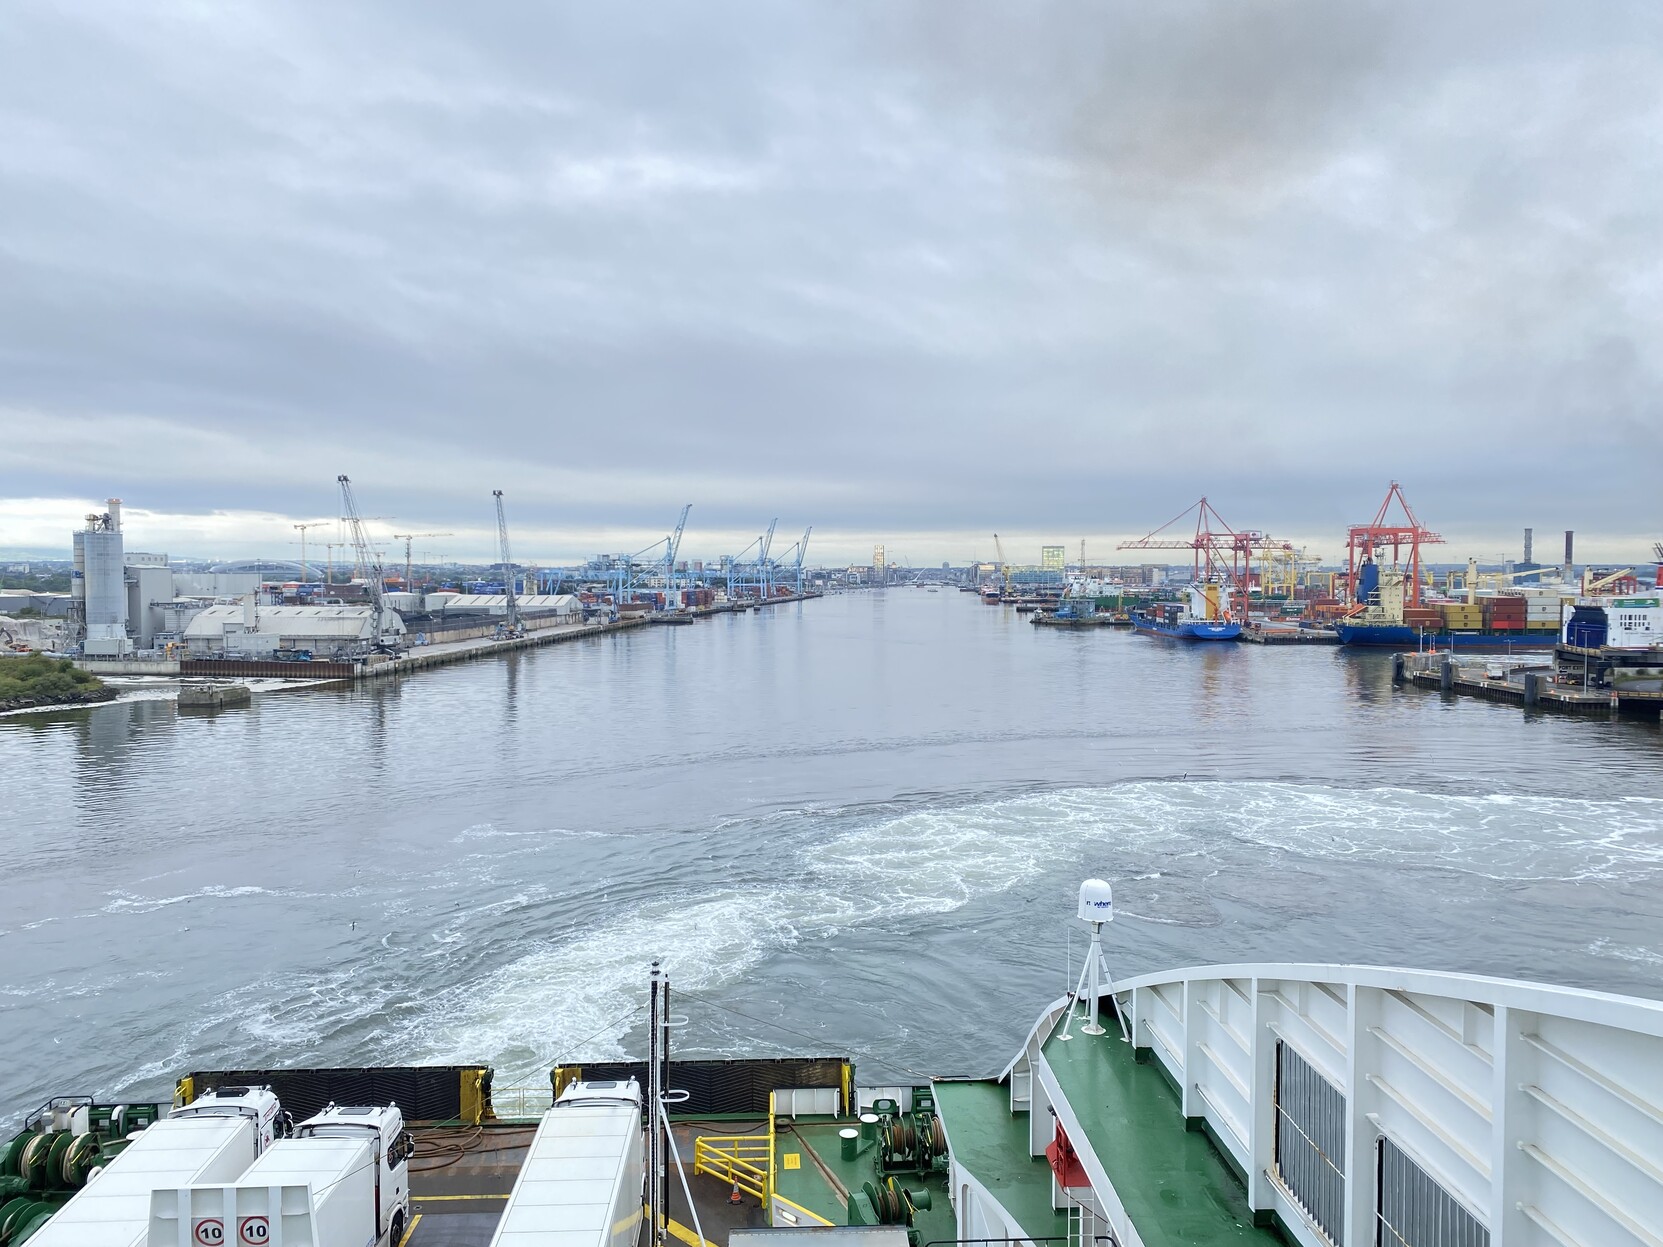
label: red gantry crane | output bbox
[1344,482,1444,610]
[1118,497,1260,620]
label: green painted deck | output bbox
[773,1117,954,1245]
[932,1080,1070,1242]
[1042,1027,1286,1246]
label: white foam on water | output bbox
[345,779,1663,1080]
[1588,938,1663,968]
[394,885,848,1076]
[452,823,580,843]
[102,884,289,914]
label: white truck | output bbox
[489,1079,643,1247]
[149,1102,412,1247]
[27,1086,281,1247]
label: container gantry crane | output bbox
[769,527,813,594]
[1345,482,1444,609]
[790,526,812,593]
[1117,497,1257,620]
[726,519,779,600]
[662,504,691,596]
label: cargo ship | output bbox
[1335,564,1560,650]
[5,881,1663,1247]
[1131,584,1241,641]
[1558,593,1663,692]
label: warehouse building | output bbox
[182,601,404,657]
[426,593,582,620]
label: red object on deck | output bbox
[1046,1122,1089,1188]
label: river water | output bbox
[3,590,1661,1122]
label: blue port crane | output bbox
[593,506,694,608]
[771,527,813,594]
[726,519,778,600]
[663,504,691,597]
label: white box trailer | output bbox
[148,1103,411,1247]
[26,1088,280,1247]
[490,1079,644,1247]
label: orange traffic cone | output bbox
[729,1180,742,1205]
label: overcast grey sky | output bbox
[2,1,1659,565]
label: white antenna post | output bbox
[1058,879,1129,1043]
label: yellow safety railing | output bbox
[693,1135,772,1205]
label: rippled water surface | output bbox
[3,590,1660,1121]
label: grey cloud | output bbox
[0,1,1658,561]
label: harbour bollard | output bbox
[1523,672,1540,706]
[840,1127,860,1161]
[1440,659,1454,691]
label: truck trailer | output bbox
[25,1087,280,1247]
[489,1079,644,1247]
[149,1102,412,1247]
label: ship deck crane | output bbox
[493,491,521,634]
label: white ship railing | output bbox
[489,1084,554,1121]
[1001,963,1663,1247]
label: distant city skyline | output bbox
[0,494,1646,570]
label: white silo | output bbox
[78,499,132,656]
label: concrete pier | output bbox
[358,615,647,678]
[1397,652,1660,719]
[75,593,822,689]
[178,682,252,709]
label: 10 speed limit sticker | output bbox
[192,1219,224,1246]
[238,1214,270,1245]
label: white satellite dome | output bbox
[1077,878,1114,924]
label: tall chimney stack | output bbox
[1563,530,1574,582]
[1523,527,1533,565]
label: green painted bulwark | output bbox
[932,1080,1070,1244]
[1042,1027,1287,1246]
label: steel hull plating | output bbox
[1132,615,1242,641]
[1334,623,1557,650]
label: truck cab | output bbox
[168,1086,282,1153]
[149,1103,412,1247]
[21,1087,281,1247]
[292,1103,412,1245]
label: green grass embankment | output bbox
[0,654,117,712]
